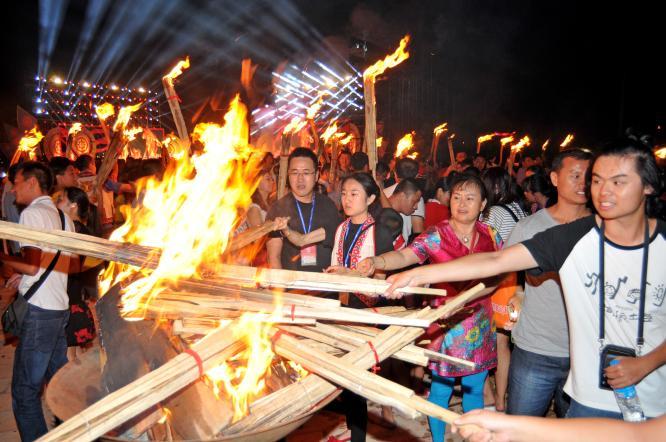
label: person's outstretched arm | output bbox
[452,409,665,442]
[385,243,537,297]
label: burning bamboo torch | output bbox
[430,122,447,165]
[498,135,514,166]
[447,133,456,166]
[507,136,531,171]
[278,117,307,199]
[306,96,324,157]
[321,123,339,184]
[395,132,415,159]
[560,133,574,150]
[162,56,191,147]
[11,126,44,165]
[363,35,410,177]
[95,102,115,145]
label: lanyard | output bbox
[295,196,315,234]
[343,221,366,268]
[599,218,650,355]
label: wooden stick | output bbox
[329,139,339,185]
[363,78,377,177]
[161,78,189,144]
[225,283,486,434]
[430,131,442,165]
[228,220,276,252]
[0,224,444,298]
[37,323,243,442]
[447,135,455,165]
[277,134,290,199]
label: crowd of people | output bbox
[1,132,664,441]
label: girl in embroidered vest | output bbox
[356,173,502,441]
[324,172,392,441]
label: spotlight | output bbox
[36,108,44,114]
[64,111,70,116]
[111,84,119,90]
[82,81,91,88]
[138,87,146,93]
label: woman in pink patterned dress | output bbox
[357,173,502,442]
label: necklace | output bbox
[450,221,474,245]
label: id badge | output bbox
[300,244,317,266]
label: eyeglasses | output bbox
[288,170,316,178]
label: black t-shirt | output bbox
[266,193,342,272]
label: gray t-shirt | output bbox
[507,208,569,357]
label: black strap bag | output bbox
[2,210,65,336]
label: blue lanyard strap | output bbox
[295,196,315,234]
[343,221,365,268]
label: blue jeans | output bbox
[506,345,570,417]
[12,303,69,442]
[428,371,488,442]
[566,399,623,419]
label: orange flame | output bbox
[68,123,82,136]
[112,102,143,132]
[477,134,494,144]
[500,135,514,147]
[511,136,531,153]
[542,139,550,151]
[338,133,353,146]
[363,35,410,81]
[163,56,190,86]
[16,126,44,161]
[655,147,666,159]
[306,96,325,120]
[376,136,383,148]
[95,103,115,122]
[283,116,307,135]
[560,133,574,148]
[433,122,448,136]
[206,314,277,421]
[157,407,172,424]
[100,95,262,316]
[124,126,143,142]
[395,132,415,158]
[321,123,338,143]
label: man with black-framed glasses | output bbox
[266,147,341,272]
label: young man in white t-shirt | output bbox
[386,138,665,418]
[0,161,75,441]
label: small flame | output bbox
[655,147,666,159]
[163,134,188,160]
[95,103,115,122]
[205,314,277,421]
[449,133,456,140]
[68,123,82,136]
[283,116,307,135]
[500,135,514,147]
[321,123,338,143]
[395,132,415,158]
[433,122,448,136]
[124,126,143,142]
[511,136,531,153]
[17,126,44,160]
[158,407,172,424]
[560,133,574,148]
[163,56,190,86]
[338,134,353,146]
[477,134,495,144]
[542,139,550,151]
[363,35,410,81]
[112,102,143,132]
[305,96,325,120]
[376,137,383,148]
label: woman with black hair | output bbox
[523,172,556,212]
[323,172,397,441]
[56,187,100,361]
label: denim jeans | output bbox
[566,398,623,419]
[506,345,570,417]
[12,303,69,442]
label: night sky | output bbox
[1,0,662,156]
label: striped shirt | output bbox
[484,201,527,242]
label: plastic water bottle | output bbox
[609,359,646,422]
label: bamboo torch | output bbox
[306,97,324,157]
[321,123,339,184]
[278,116,307,199]
[430,122,447,165]
[11,126,43,166]
[498,134,514,167]
[95,102,115,146]
[447,133,456,165]
[162,56,191,147]
[363,35,410,178]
